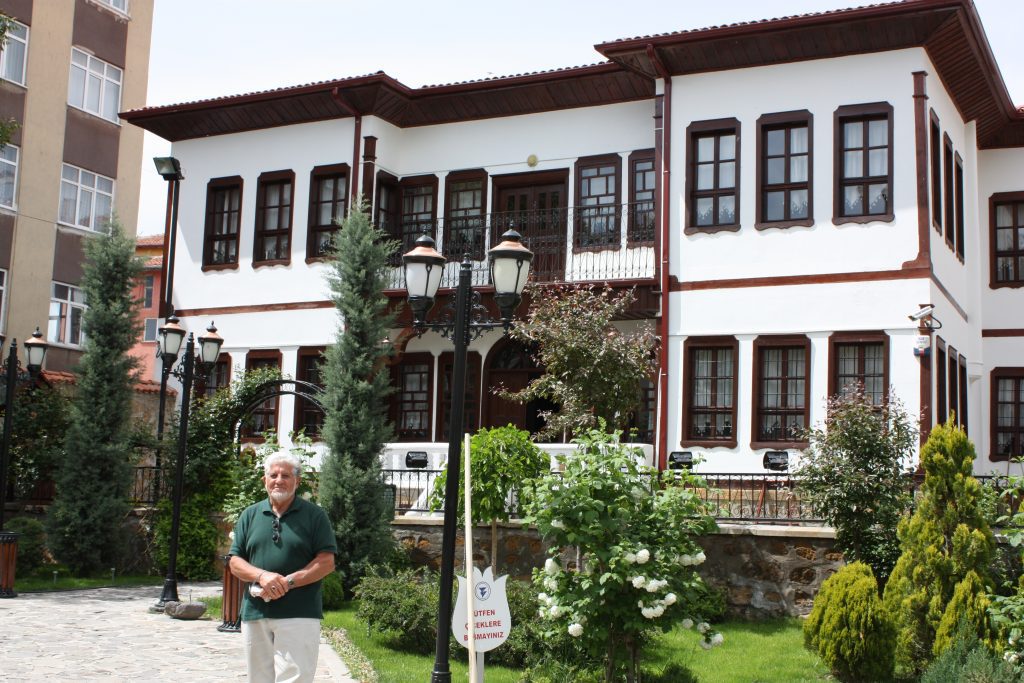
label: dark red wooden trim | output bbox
[670,266,929,291]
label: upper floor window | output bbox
[253,170,294,264]
[992,368,1024,461]
[686,119,739,233]
[397,178,437,253]
[930,111,941,231]
[955,154,965,261]
[0,144,18,209]
[48,282,86,347]
[682,336,737,447]
[990,193,1024,288]
[444,170,486,260]
[142,274,154,309]
[757,111,812,228]
[69,48,122,123]
[95,0,129,14]
[143,317,157,342]
[59,163,113,233]
[829,331,888,406]
[203,177,242,268]
[628,150,655,244]
[307,164,348,258]
[0,20,28,86]
[943,134,954,251]
[575,154,620,249]
[834,103,893,223]
[752,336,810,447]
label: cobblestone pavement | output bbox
[0,582,356,682]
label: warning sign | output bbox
[452,566,511,652]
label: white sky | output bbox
[135,0,1024,234]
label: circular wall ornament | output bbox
[526,154,538,167]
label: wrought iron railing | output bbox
[384,203,656,289]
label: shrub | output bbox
[6,516,47,574]
[882,422,996,679]
[804,562,894,683]
[152,499,219,580]
[988,470,1024,674]
[921,627,1019,683]
[321,571,345,610]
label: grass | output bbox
[16,569,163,593]
[323,602,828,683]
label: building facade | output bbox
[123,0,1024,473]
[0,0,153,371]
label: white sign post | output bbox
[453,566,511,681]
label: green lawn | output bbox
[15,572,163,593]
[323,603,828,683]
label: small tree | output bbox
[527,427,721,683]
[883,421,996,679]
[795,389,916,586]
[318,205,398,592]
[429,425,548,570]
[504,285,656,439]
[49,219,141,574]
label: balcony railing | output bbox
[384,203,656,289]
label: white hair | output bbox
[264,451,301,477]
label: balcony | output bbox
[383,203,656,289]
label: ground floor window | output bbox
[992,368,1024,461]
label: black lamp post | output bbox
[402,230,532,683]
[0,328,48,599]
[152,319,224,611]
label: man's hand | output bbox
[259,570,290,600]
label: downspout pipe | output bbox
[332,87,362,208]
[647,44,672,471]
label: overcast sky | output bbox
[135,0,1024,234]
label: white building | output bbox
[123,0,1024,474]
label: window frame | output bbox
[0,269,7,337]
[958,354,969,435]
[948,344,959,426]
[955,153,965,262]
[685,118,741,234]
[990,367,1024,461]
[751,335,811,449]
[241,350,282,441]
[252,169,295,266]
[293,346,326,439]
[306,163,349,261]
[396,175,438,254]
[755,110,813,230]
[943,134,954,251]
[142,317,157,342]
[68,47,122,124]
[827,331,889,405]
[936,337,948,423]
[0,19,28,87]
[202,176,243,271]
[198,352,232,399]
[47,281,87,348]
[390,352,434,443]
[58,162,115,233]
[574,153,622,250]
[627,149,656,246]
[0,143,18,210]
[832,102,894,225]
[680,336,739,448]
[442,169,488,260]
[94,0,130,15]
[989,191,1024,289]
[930,110,941,232]
[435,351,482,442]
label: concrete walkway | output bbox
[0,582,357,682]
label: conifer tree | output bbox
[882,421,996,679]
[49,220,141,574]
[318,205,397,591]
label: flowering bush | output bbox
[989,470,1024,675]
[526,427,721,682]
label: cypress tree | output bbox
[48,220,141,574]
[318,205,397,591]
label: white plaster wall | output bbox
[669,49,926,282]
[977,147,1024,330]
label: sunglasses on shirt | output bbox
[272,516,281,544]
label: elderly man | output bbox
[229,452,337,683]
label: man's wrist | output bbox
[287,574,295,587]
[257,570,266,584]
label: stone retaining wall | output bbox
[392,518,843,618]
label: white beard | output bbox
[269,490,293,504]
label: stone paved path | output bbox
[0,582,357,682]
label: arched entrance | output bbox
[483,338,556,439]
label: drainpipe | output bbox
[332,87,362,208]
[647,45,672,471]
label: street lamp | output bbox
[402,229,532,683]
[152,320,224,611]
[153,156,184,320]
[0,328,48,599]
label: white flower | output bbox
[636,549,651,564]
[652,605,665,617]
[711,633,724,647]
[638,600,645,609]
[549,605,562,618]
[623,551,637,564]
[697,622,710,634]
[550,519,565,530]
[544,577,558,592]
[632,575,647,589]
[664,593,677,606]
[544,558,560,574]
[679,554,693,566]
[642,607,657,619]
[538,592,550,604]
[700,640,713,650]
[682,618,694,629]
[694,551,707,565]
[568,623,584,637]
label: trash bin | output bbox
[0,531,18,598]
[218,554,242,632]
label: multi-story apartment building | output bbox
[123,0,1024,473]
[0,0,153,371]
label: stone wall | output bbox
[392,518,843,619]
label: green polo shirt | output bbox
[230,496,337,621]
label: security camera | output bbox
[908,305,935,321]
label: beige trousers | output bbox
[241,617,321,683]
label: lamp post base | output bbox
[431,670,451,683]
[150,577,180,612]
